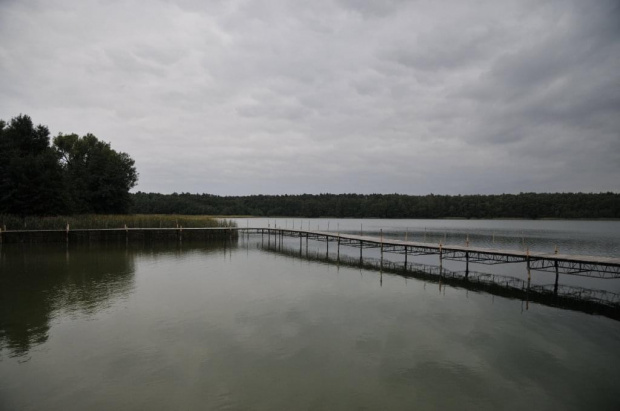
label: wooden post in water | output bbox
[299,232,302,255]
[465,251,469,279]
[439,242,443,270]
[380,229,384,268]
[554,260,559,295]
[404,246,408,271]
[360,240,363,263]
[526,247,531,289]
[326,234,329,259]
[337,234,340,262]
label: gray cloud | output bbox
[1,0,618,195]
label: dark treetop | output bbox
[0,115,138,216]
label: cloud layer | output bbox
[1,0,618,194]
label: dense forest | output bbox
[3,114,618,220]
[131,192,620,219]
[0,115,138,215]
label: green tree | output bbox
[54,133,138,213]
[0,115,68,216]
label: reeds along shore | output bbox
[0,214,236,231]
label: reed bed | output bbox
[0,214,236,231]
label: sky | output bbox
[1,0,619,196]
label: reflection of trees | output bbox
[0,240,236,358]
[0,244,135,357]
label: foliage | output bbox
[0,115,68,216]
[54,133,138,213]
[130,192,620,219]
[0,214,235,231]
[0,114,138,216]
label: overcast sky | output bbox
[1,0,619,195]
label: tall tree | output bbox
[0,115,68,216]
[54,133,138,213]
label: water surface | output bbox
[1,236,619,410]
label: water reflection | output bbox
[0,244,134,357]
[1,238,619,410]
[0,241,235,358]
[260,241,620,321]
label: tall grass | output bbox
[0,214,236,231]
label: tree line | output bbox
[3,114,618,219]
[0,114,138,216]
[131,192,620,219]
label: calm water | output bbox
[1,219,620,410]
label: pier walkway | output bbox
[243,228,620,279]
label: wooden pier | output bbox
[2,226,619,279]
[242,228,620,280]
[3,226,619,319]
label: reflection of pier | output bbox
[259,240,620,322]
[246,228,620,278]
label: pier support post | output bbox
[326,235,329,259]
[337,236,340,262]
[360,241,363,264]
[380,229,384,268]
[526,248,531,289]
[439,243,443,270]
[465,251,469,279]
[554,260,559,295]
[404,246,408,271]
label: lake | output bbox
[1,219,619,410]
